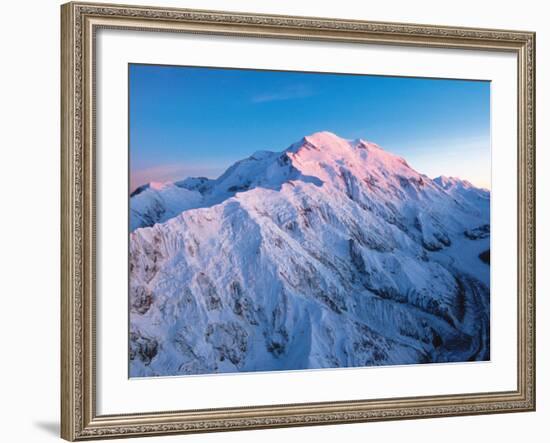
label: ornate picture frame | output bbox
[61,1,536,440]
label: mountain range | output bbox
[129,131,490,377]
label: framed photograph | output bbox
[61,2,536,440]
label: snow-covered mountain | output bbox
[129,131,490,377]
[433,175,490,207]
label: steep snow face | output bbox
[129,131,490,377]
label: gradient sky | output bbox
[129,64,491,191]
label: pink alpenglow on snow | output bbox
[129,132,490,377]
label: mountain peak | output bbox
[130,131,490,232]
[304,131,343,145]
[300,132,395,158]
[286,131,346,154]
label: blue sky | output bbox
[129,64,490,190]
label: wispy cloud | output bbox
[251,84,314,103]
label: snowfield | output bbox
[129,131,490,377]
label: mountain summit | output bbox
[129,132,490,377]
[130,132,487,231]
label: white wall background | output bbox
[0,0,546,442]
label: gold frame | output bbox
[61,2,536,440]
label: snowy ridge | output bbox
[433,175,490,207]
[129,131,490,377]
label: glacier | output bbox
[129,131,490,377]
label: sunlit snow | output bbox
[129,132,490,377]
